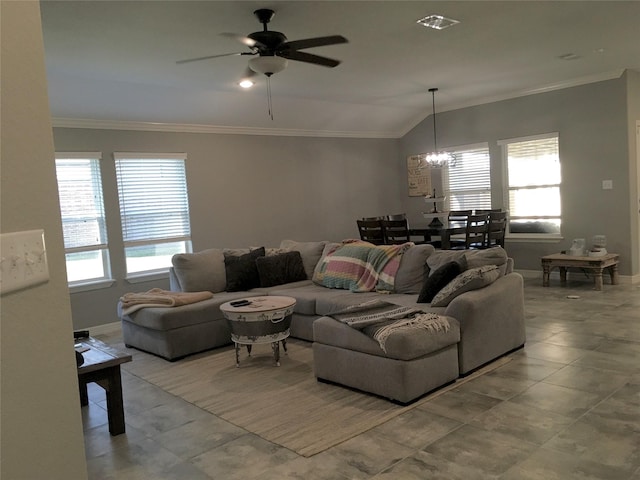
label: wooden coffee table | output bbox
[220,296,296,367]
[541,253,619,291]
[76,336,132,435]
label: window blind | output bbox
[446,145,491,211]
[55,154,108,251]
[114,154,191,246]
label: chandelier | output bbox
[419,88,455,168]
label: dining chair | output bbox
[381,218,411,244]
[484,210,507,248]
[446,210,473,248]
[464,213,490,249]
[356,219,385,245]
[386,213,406,221]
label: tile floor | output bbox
[84,277,640,479]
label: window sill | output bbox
[126,271,169,284]
[506,235,564,243]
[69,279,116,294]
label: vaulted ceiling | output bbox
[40,1,640,138]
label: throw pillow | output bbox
[255,251,307,287]
[279,240,328,279]
[464,247,508,276]
[223,247,265,292]
[417,261,462,303]
[171,248,226,293]
[431,265,501,307]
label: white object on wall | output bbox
[0,229,50,294]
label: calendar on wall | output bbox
[407,155,432,197]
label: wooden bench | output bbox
[541,253,619,291]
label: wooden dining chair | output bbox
[484,210,507,248]
[381,218,411,244]
[446,210,473,248]
[464,213,490,249]
[356,219,385,245]
[386,213,406,221]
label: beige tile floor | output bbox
[84,277,640,479]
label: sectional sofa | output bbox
[118,239,525,403]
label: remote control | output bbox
[230,300,251,307]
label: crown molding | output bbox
[51,118,401,139]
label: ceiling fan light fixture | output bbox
[248,56,288,76]
[416,14,460,30]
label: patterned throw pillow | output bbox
[431,265,501,307]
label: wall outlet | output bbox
[0,229,49,295]
[602,179,613,190]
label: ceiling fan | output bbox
[176,8,348,77]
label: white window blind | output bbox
[501,133,561,235]
[445,144,492,211]
[55,152,111,284]
[114,153,192,275]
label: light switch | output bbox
[0,229,49,295]
[602,180,613,190]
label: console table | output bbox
[541,253,619,291]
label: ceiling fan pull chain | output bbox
[267,75,274,120]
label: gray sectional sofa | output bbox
[118,239,525,403]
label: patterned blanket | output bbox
[313,240,411,292]
[329,299,450,352]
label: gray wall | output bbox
[0,2,88,478]
[400,75,637,275]
[54,74,639,331]
[52,129,402,328]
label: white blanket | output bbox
[120,288,213,315]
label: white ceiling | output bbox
[40,1,640,138]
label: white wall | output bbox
[0,2,88,478]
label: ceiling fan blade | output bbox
[279,35,348,51]
[278,50,341,68]
[176,51,255,65]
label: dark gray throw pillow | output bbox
[256,251,307,287]
[417,261,462,303]
[224,247,265,292]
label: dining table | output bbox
[409,221,467,249]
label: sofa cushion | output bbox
[432,264,501,307]
[394,244,435,294]
[417,261,462,303]
[171,248,226,293]
[464,247,508,274]
[313,315,460,361]
[255,251,307,288]
[224,247,265,292]
[426,250,468,277]
[279,240,327,279]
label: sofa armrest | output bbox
[169,267,182,292]
[444,272,525,374]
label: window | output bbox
[500,133,561,236]
[55,152,111,285]
[114,153,192,276]
[444,144,492,211]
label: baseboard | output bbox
[87,321,122,336]
[516,269,636,285]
